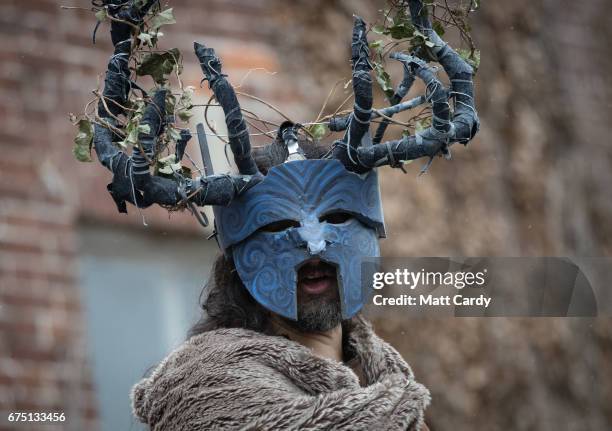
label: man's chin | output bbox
[291,298,343,333]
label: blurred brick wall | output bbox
[279,1,612,430]
[0,0,98,428]
[1,1,611,431]
[0,1,303,429]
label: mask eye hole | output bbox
[260,219,300,233]
[319,211,353,224]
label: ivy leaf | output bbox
[432,20,445,37]
[73,119,94,162]
[307,123,328,141]
[136,48,182,84]
[137,32,154,47]
[369,39,384,56]
[156,154,182,176]
[149,8,176,31]
[174,86,194,122]
[371,12,417,44]
[180,165,192,179]
[388,22,414,39]
[415,117,432,133]
[371,25,387,35]
[95,8,107,22]
[458,48,481,72]
[127,125,139,143]
[165,92,176,115]
[373,62,394,98]
[166,125,182,141]
[412,29,436,48]
[178,86,194,109]
[177,109,193,121]
[386,9,415,39]
[386,24,402,39]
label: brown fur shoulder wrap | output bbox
[132,317,430,430]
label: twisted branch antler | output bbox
[88,0,478,218]
[328,0,479,172]
[93,1,260,214]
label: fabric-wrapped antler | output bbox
[331,16,374,173]
[329,0,479,172]
[193,42,260,176]
[90,0,478,219]
[93,0,260,213]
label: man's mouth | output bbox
[297,258,337,295]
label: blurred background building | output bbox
[0,1,611,430]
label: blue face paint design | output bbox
[213,159,385,320]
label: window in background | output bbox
[77,224,217,431]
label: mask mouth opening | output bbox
[296,258,338,296]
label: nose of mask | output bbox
[297,218,327,255]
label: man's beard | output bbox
[289,286,343,333]
[276,258,344,333]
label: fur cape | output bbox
[131,316,430,430]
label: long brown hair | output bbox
[187,254,271,338]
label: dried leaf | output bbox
[166,125,182,141]
[307,123,328,141]
[95,8,107,22]
[388,22,414,39]
[136,48,182,84]
[415,117,432,133]
[156,154,181,175]
[165,92,176,115]
[177,109,193,121]
[458,48,481,72]
[371,25,387,35]
[137,32,154,47]
[149,8,176,31]
[373,62,394,98]
[73,119,94,162]
[369,39,384,56]
[432,20,445,37]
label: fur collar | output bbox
[132,316,429,430]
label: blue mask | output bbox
[213,159,385,320]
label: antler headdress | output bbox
[91,0,478,211]
[86,0,479,319]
